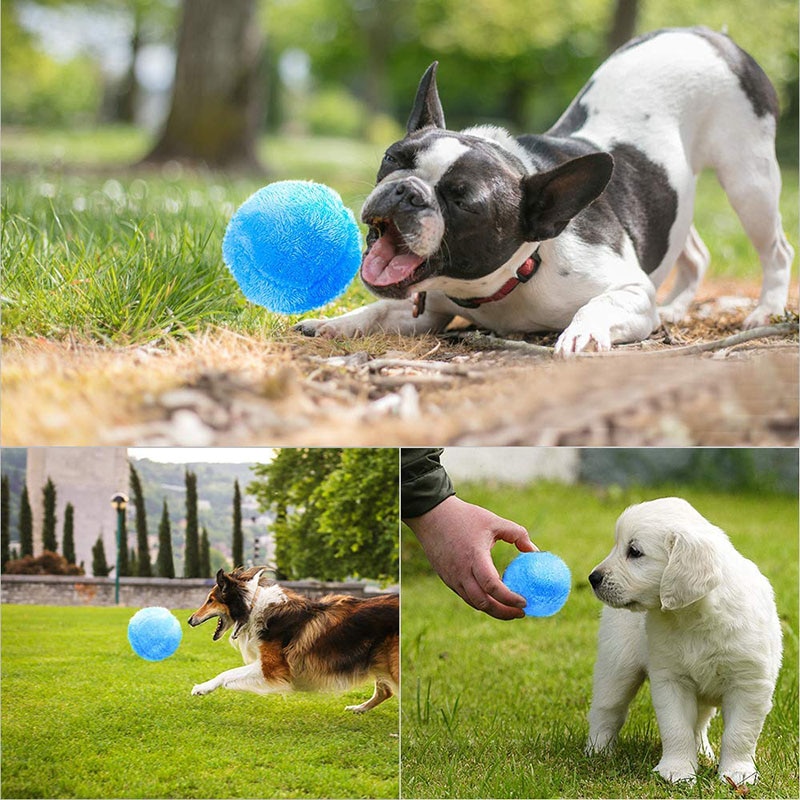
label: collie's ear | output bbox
[215,568,231,594]
[660,529,723,611]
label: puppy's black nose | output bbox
[588,570,603,589]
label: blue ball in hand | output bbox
[502,552,571,617]
[222,180,363,314]
[128,606,183,662]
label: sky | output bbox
[129,448,275,464]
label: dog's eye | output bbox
[627,544,644,559]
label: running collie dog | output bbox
[188,567,399,713]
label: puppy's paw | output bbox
[743,305,782,330]
[345,703,369,714]
[584,735,615,756]
[654,759,697,784]
[191,681,215,696]
[720,763,759,786]
[657,303,689,325]
[554,325,612,358]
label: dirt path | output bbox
[3,282,798,447]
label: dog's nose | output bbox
[588,570,604,589]
[393,180,428,208]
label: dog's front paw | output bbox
[719,763,759,786]
[191,681,216,696]
[585,732,616,756]
[294,318,335,338]
[554,325,612,358]
[743,304,782,330]
[345,703,369,714]
[654,759,697,784]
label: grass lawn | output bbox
[1,126,797,345]
[0,604,398,799]
[400,482,798,799]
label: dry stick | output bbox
[445,323,798,358]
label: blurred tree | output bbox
[144,0,265,169]
[200,527,211,578]
[606,0,639,54]
[232,480,243,568]
[249,448,398,582]
[62,503,76,565]
[156,499,175,578]
[19,486,33,558]
[130,463,152,577]
[184,469,200,578]
[1,475,10,571]
[92,535,111,577]
[41,478,57,553]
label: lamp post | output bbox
[110,493,128,605]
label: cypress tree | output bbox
[129,463,152,577]
[232,479,243,568]
[1,475,10,571]
[200,527,211,578]
[19,485,33,557]
[92,535,110,577]
[62,503,76,565]
[184,470,200,578]
[156,499,175,578]
[117,512,130,577]
[42,477,57,553]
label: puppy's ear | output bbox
[521,152,614,241]
[660,530,723,611]
[407,62,446,133]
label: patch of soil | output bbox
[2,291,797,447]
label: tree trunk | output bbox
[144,0,264,170]
[606,0,639,55]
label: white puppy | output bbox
[586,497,782,786]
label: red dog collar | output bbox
[411,249,541,318]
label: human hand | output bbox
[405,495,537,620]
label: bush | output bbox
[4,551,84,576]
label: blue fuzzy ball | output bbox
[127,607,182,662]
[502,552,571,617]
[222,180,363,314]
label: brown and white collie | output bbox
[188,567,399,713]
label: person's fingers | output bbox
[493,521,538,553]
[458,573,526,620]
[471,557,527,611]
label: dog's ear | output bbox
[520,152,614,241]
[407,62,446,133]
[215,568,231,595]
[660,529,724,611]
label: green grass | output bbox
[401,482,798,799]
[0,605,398,799]
[1,126,797,345]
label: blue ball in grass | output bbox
[502,552,571,617]
[128,607,183,662]
[222,180,363,314]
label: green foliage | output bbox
[156,499,175,579]
[129,463,152,577]
[62,503,76,566]
[117,514,130,577]
[41,477,57,553]
[402,481,798,799]
[231,479,243,568]
[249,449,398,582]
[18,485,33,558]
[1,605,398,799]
[92,536,111,578]
[183,469,200,578]
[1,475,10,570]
[199,527,211,578]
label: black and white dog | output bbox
[298,27,793,356]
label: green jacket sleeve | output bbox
[401,448,455,518]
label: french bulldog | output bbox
[297,27,793,356]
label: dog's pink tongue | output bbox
[362,233,425,287]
